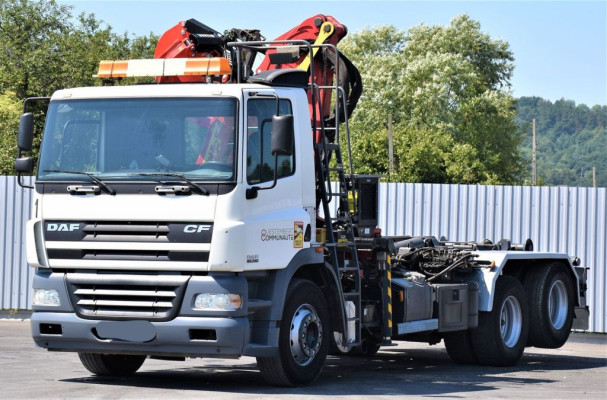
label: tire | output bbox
[78,353,146,376]
[257,279,330,386]
[524,262,575,348]
[358,336,380,357]
[444,330,478,365]
[471,275,529,366]
[348,333,379,357]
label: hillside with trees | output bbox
[516,97,606,187]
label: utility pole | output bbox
[532,119,537,185]
[388,113,394,174]
[593,167,597,188]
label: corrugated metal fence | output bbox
[1,176,605,332]
[1,176,34,310]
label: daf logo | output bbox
[47,223,80,232]
[183,224,211,233]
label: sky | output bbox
[60,0,606,107]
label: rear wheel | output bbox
[524,262,575,348]
[444,330,478,365]
[471,275,529,366]
[257,279,329,386]
[78,353,146,376]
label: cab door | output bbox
[239,89,310,270]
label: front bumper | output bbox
[32,312,248,357]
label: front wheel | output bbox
[78,353,146,376]
[257,279,329,386]
[471,275,529,366]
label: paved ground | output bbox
[1,319,605,399]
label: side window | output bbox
[246,98,294,184]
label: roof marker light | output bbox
[96,58,231,79]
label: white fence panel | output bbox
[1,176,34,310]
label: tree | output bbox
[0,91,21,175]
[340,15,525,184]
[0,0,71,98]
[0,0,158,97]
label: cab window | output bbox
[246,99,294,184]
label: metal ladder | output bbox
[311,62,362,349]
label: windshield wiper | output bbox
[43,169,116,195]
[131,172,210,195]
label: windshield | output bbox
[38,98,237,182]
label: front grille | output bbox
[66,273,189,321]
[44,220,213,270]
[82,222,170,242]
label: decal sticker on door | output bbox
[294,221,304,248]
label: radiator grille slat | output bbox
[73,288,177,297]
[83,234,169,242]
[77,299,174,308]
[83,222,170,242]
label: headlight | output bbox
[33,289,60,306]
[193,293,242,311]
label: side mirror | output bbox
[15,157,34,173]
[246,114,294,200]
[271,114,294,156]
[18,112,34,151]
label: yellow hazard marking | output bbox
[298,22,335,72]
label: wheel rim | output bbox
[548,280,568,330]
[289,303,322,366]
[500,295,522,348]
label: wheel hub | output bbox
[289,304,322,366]
[500,295,522,348]
[548,280,568,330]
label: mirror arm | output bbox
[22,97,50,113]
[17,173,34,189]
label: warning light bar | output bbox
[96,57,231,78]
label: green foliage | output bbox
[340,15,525,184]
[0,0,158,174]
[516,96,607,187]
[0,91,21,174]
